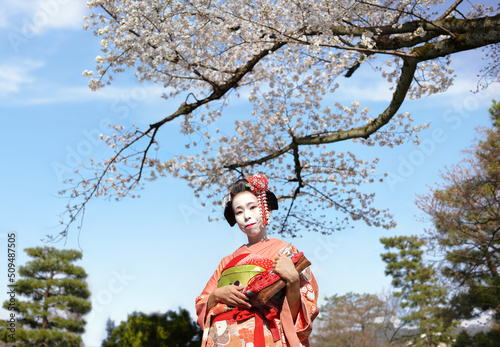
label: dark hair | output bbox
[223,179,278,227]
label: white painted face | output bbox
[232,191,266,240]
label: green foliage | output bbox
[452,331,474,347]
[417,100,500,323]
[452,328,500,347]
[380,236,457,346]
[0,246,91,346]
[488,99,500,126]
[101,308,202,347]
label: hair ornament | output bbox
[245,174,270,226]
[221,193,231,206]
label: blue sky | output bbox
[0,1,498,346]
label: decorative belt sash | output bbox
[212,306,280,346]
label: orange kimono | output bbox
[195,238,319,346]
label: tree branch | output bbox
[225,57,418,169]
[150,41,286,129]
[438,0,464,21]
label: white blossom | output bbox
[82,70,94,78]
[59,0,500,238]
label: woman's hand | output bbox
[272,254,300,285]
[208,285,252,309]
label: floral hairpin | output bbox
[245,174,270,226]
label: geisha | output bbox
[195,174,319,346]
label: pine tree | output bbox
[416,100,500,322]
[380,236,456,347]
[0,246,91,347]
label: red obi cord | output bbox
[212,306,280,346]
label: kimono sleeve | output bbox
[195,260,224,329]
[294,271,319,343]
[277,243,319,345]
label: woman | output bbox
[195,174,319,346]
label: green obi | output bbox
[217,265,266,287]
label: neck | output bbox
[247,230,269,246]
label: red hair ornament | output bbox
[245,174,270,226]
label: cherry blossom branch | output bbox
[279,186,301,235]
[58,129,153,237]
[63,1,500,239]
[136,127,159,183]
[305,184,358,217]
[278,142,305,234]
[149,40,286,128]
[355,0,457,38]
[59,40,287,236]
[411,15,500,59]
[225,15,499,171]
[225,57,418,170]
[438,0,464,21]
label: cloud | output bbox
[0,59,171,109]
[34,84,168,105]
[1,80,170,107]
[33,0,89,30]
[2,0,88,34]
[0,61,45,96]
[335,78,394,103]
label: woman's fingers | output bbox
[273,254,299,283]
[218,285,251,307]
[273,253,292,271]
[232,286,251,307]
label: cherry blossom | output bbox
[56,0,500,239]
